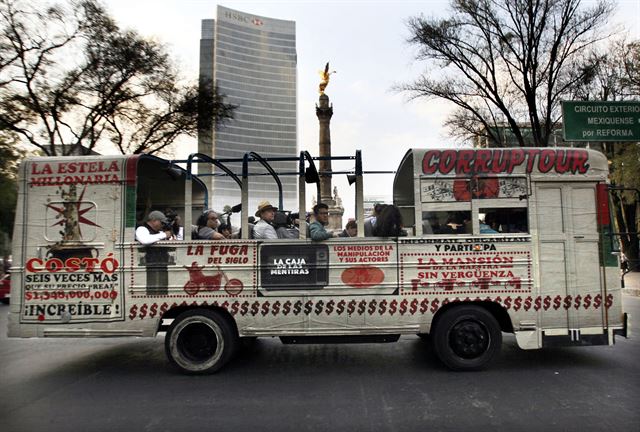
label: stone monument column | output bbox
[316,93,334,205]
[315,62,344,230]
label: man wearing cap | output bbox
[135,211,174,245]
[253,201,278,239]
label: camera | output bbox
[273,211,292,229]
[162,209,180,235]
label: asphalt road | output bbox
[1,297,638,432]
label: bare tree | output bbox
[574,37,640,269]
[0,0,234,156]
[0,131,24,254]
[571,37,640,101]
[401,0,615,147]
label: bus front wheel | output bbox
[165,309,237,374]
[432,305,501,371]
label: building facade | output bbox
[198,6,297,213]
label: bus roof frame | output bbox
[181,150,365,239]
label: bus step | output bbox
[280,334,400,344]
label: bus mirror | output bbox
[231,203,242,213]
[347,174,357,185]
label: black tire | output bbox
[432,305,501,371]
[165,309,237,374]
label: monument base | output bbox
[328,204,344,231]
[320,197,344,231]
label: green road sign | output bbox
[562,101,640,142]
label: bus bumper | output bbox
[613,312,629,340]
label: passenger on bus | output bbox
[373,205,405,237]
[444,213,465,234]
[422,220,434,235]
[310,203,336,240]
[364,203,386,237]
[195,210,226,240]
[480,214,498,234]
[486,213,500,232]
[254,201,279,239]
[338,219,357,237]
[135,211,175,245]
[233,216,257,239]
[218,223,232,239]
[274,211,301,239]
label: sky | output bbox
[102,0,640,219]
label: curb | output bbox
[621,272,640,297]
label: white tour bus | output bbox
[7,147,629,373]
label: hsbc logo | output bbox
[224,11,264,26]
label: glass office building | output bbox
[198,6,297,213]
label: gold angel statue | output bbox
[318,62,336,94]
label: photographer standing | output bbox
[136,210,176,296]
[135,211,175,245]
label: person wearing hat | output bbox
[135,210,174,245]
[253,200,278,239]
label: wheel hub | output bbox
[449,320,489,359]
[178,322,218,363]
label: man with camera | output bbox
[135,210,177,295]
[135,210,176,245]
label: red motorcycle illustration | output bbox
[183,262,244,296]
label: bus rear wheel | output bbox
[432,306,501,371]
[165,309,237,374]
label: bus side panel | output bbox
[259,239,398,333]
[535,182,621,345]
[535,186,570,331]
[124,239,400,336]
[9,158,127,337]
[124,241,259,335]
[398,236,534,334]
[572,186,608,330]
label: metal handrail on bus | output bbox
[244,152,283,210]
[183,153,243,237]
[178,150,370,239]
[186,153,242,187]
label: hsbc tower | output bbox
[198,5,297,213]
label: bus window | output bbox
[479,208,528,233]
[422,211,472,235]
